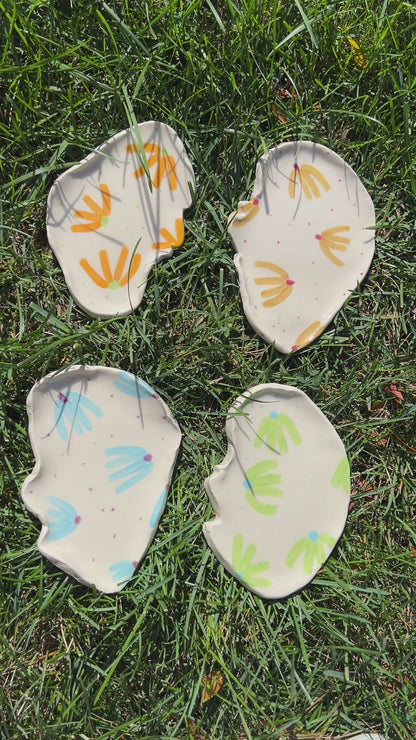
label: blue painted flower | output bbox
[109,559,138,583]
[149,488,167,528]
[53,390,103,441]
[105,446,154,493]
[44,496,81,542]
[113,371,155,399]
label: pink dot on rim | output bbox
[74,516,81,525]
[144,454,152,462]
[132,561,138,568]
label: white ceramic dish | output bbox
[21,365,181,592]
[203,383,350,599]
[47,121,195,318]
[228,141,375,353]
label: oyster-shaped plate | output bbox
[229,141,375,353]
[21,365,181,592]
[203,384,350,599]
[47,121,195,317]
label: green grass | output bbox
[1,0,415,738]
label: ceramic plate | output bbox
[203,383,350,599]
[47,121,195,317]
[228,141,375,353]
[21,365,181,592]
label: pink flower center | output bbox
[293,163,300,171]
[315,234,322,240]
[144,454,152,462]
[252,198,259,205]
[74,515,81,525]
[286,279,295,286]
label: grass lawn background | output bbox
[0,1,415,738]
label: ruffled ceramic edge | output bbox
[229,140,376,353]
[203,383,350,600]
[46,121,195,319]
[21,364,182,592]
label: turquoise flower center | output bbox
[308,531,319,541]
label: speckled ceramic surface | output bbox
[21,365,181,592]
[47,121,195,318]
[228,141,375,353]
[203,383,350,599]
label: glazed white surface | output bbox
[229,141,375,353]
[21,365,181,592]
[47,121,194,317]
[204,383,350,599]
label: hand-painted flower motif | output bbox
[44,496,81,542]
[288,163,330,200]
[149,489,168,528]
[79,246,141,290]
[286,531,336,575]
[105,446,154,494]
[71,184,111,233]
[230,198,260,227]
[254,261,295,308]
[125,142,177,190]
[243,460,283,516]
[253,410,301,453]
[109,560,138,584]
[291,321,324,352]
[232,534,271,589]
[53,391,103,441]
[113,371,155,399]
[151,218,184,251]
[331,457,350,493]
[315,226,351,266]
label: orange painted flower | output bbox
[230,198,260,227]
[291,321,324,351]
[125,142,177,190]
[254,261,295,308]
[288,163,330,200]
[315,225,350,266]
[79,246,141,289]
[152,218,184,251]
[71,184,111,233]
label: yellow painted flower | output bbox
[315,225,350,266]
[71,184,111,233]
[125,142,177,190]
[79,246,141,289]
[254,261,295,308]
[230,198,260,227]
[151,218,184,251]
[291,321,324,351]
[288,163,330,200]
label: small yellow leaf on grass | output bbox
[201,671,224,702]
[347,36,366,68]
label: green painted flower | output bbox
[331,457,350,493]
[243,459,283,516]
[286,531,336,575]
[254,411,302,453]
[232,534,272,589]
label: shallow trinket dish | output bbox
[203,383,350,599]
[21,365,181,592]
[47,121,195,317]
[228,140,375,353]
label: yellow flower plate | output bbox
[47,121,195,317]
[228,141,375,353]
[203,383,350,600]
